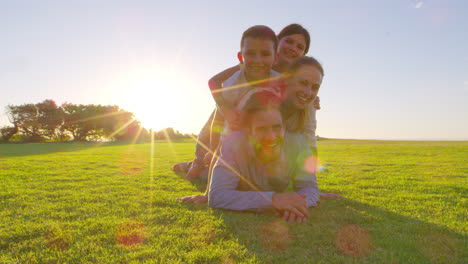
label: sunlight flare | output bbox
[130,125,144,145]
[117,65,195,131]
[107,117,137,140]
[187,134,267,196]
[150,130,155,211]
[162,129,177,157]
[210,74,287,95]
[70,111,127,124]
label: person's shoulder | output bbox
[284,132,309,151]
[223,70,243,88]
[285,131,306,143]
[283,132,313,167]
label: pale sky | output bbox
[1,0,467,140]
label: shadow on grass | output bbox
[173,166,209,193]
[211,199,467,264]
[0,141,139,158]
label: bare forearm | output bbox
[208,65,240,106]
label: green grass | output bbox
[0,140,467,263]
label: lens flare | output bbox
[336,224,373,258]
[304,155,318,173]
[259,219,291,252]
[118,149,145,177]
[115,219,146,249]
[187,134,269,197]
[149,130,155,210]
[162,128,177,157]
[44,224,72,251]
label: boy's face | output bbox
[238,37,277,82]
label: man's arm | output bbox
[208,134,274,211]
[295,180,320,207]
[208,164,275,212]
[209,164,310,217]
[292,135,320,207]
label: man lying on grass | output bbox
[208,90,319,223]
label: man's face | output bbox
[277,34,307,65]
[238,37,277,82]
[284,64,322,110]
[248,108,285,163]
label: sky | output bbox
[1,0,467,140]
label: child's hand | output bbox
[224,109,242,130]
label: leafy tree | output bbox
[153,128,192,140]
[61,103,107,141]
[0,126,18,141]
[4,100,152,142]
[6,103,44,142]
[36,99,64,140]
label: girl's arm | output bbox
[208,65,240,107]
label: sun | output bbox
[119,66,183,131]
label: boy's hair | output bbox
[241,25,278,53]
[277,24,311,55]
[287,56,324,77]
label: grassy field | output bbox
[0,139,467,263]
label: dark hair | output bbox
[286,56,324,77]
[277,24,311,55]
[240,89,283,127]
[241,25,278,53]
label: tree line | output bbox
[0,99,194,142]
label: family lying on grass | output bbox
[173,24,342,223]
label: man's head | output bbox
[238,25,278,82]
[242,91,284,163]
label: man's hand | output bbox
[272,193,309,219]
[274,209,307,223]
[283,210,307,223]
[312,96,321,110]
[176,195,207,204]
[224,108,242,130]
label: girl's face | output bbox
[285,64,322,110]
[277,34,307,65]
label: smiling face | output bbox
[284,64,322,110]
[248,108,285,163]
[277,34,307,66]
[238,37,277,82]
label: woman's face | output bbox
[277,34,307,65]
[285,64,322,110]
